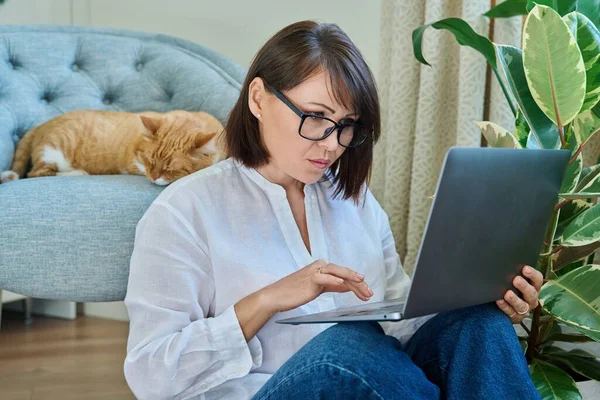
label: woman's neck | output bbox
[256,163,304,194]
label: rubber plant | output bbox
[413,1,600,399]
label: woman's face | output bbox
[249,71,358,186]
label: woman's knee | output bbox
[256,346,440,400]
[255,361,387,400]
[434,302,515,341]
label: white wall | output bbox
[0,0,382,321]
[0,0,71,24]
[73,0,382,80]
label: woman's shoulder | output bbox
[151,158,241,206]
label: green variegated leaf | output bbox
[556,199,592,238]
[576,164,600,191]
[485,0,528,18]
[577,0,600,29]
[523,5,586,127]
[560,153,583,193]
[547,333,595,343]
[578,164,600,196]
[514,109,531,147]
[546,330,596,343]
[562,202,600,246]
[543,347,600,380]
[413,18,496,67]
[558,192,600,199]
[579,177,600,193]
[545,346,599,359]
[539,264,600,341]
[555,260,585,277]
[555,241,600,270]
[526,0,577,16]
[573,101,600,147]
[475,121,521,148]
[497,45,561,149]
[563,12,600,112]
[530,360,582,400]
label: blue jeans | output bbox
[252,303,540,399]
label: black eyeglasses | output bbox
[270,88,369,148]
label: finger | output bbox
[522,265,543,292]
[505,290,530,315]
[513,275,539,308]
[321,263,365,283]
[344,279,373,300]
[312,272,345,288]
[312,273,369,301]
[334,278,369,301]
[496,299,517,320]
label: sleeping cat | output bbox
[0,109,224,186]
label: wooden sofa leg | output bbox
[0,289,3,332]
[24,297,33,325]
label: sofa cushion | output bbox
[0,175,164,301]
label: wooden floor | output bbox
[0,310,135,400]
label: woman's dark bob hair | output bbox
[225,20,380,202]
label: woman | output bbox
[123,21,542,400]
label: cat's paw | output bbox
[0,170,19,183]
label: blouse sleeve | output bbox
[123,202,263,400]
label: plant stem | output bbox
[526,207,560,362]
[558,124,566,148]
[555,198,572,211]
[570,144,584,164]
[492,67,517,116]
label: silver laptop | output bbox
[276,147,571,325]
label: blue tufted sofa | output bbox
[0,25,245,302]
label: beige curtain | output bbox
[371,0,522,274]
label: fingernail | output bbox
[516,276,524,285]
[356,273,365,280]
[509,292,515,300]
[336,278,344,284]
[498,300,505,306]
[524,266,531,274]
[369,288,374,296]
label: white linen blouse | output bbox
[123,157,429,400]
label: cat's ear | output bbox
[140,116,161,136]
[190,132,217,159]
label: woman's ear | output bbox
[248,77,266,119]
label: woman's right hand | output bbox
[262,259,373,313]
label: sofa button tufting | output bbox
[136,62,144,71]
[103,97,112,105]
[13,134,19,142]
[72,64,80,72]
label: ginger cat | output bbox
[0,109,225,186]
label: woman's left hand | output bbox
[496,265,543,324]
